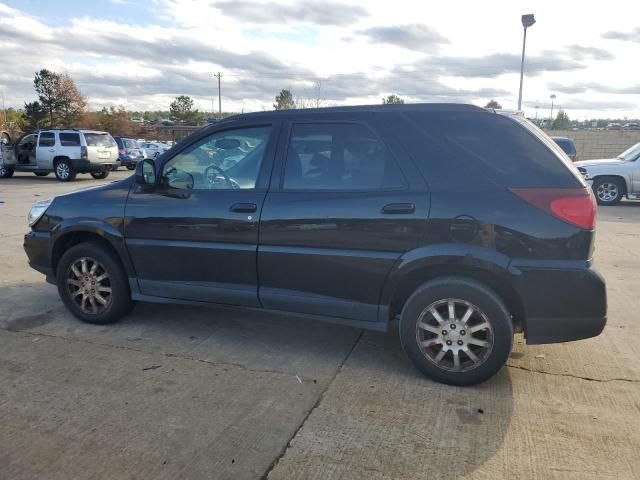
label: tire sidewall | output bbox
[399,277,513,386]
[593,177,623,205]
[91,171,109,179]
[56,242,131,324]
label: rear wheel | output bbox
[34,172,50,177]
[399,277,513,386]
[593,177,624,205]
[56,242,133,324]
[90,171,109,180]
[126,164,135,170]
[54,159,76,181]
[0,165,14,178]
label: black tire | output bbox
[126,164,136,170]
[34,172,50,177]
[54,158,76,181]
[91,171,110,180]
[0,165,14,178]
[56,241,133,324]
[593,177,624,205]
[399,276,513,386]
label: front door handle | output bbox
[49,149,55,152]
[382,203,415,214]
[230,203,257,213]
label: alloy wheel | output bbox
[415,298,494,372]
[56,162,70,179]
[66,257,112,314]
[596,182,619,202]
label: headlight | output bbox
[28,198,53,226]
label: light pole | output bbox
[535,105,539,121]
[517,14,536,112]
[550,94,556,120]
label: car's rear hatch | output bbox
[83,133,119,164]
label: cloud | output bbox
[565,45,615,61]
[602,27,640,42]
[358,24,449,51]
[211,0,368,26]
[547,82,640,95]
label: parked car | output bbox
[23,104,606,386]
[551,136,578,161]
[139,141,170,158]
[606,123,622,130]
[114,137,147,170]
[0,129,119,181]
[623,123,640,131]
[575,142,640,205]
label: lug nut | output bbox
[442,330,448,336]
[450,324,456,330]
[446,340,452,346]
[457,340,464,346]
[460,330,466,335]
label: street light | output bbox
[517,13,536,112]
[550,94,556,119]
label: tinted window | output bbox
[38,132,55,147]
[59,133,80,146]
[84,133,116,147]
[283,123,406,190]
[402,111,580,188]
[162,126,271,190]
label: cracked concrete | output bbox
[2,171,640,479]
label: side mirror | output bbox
[135,159,156,187]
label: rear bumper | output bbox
[71,159,121,172]
[511,261,607,344]
[24,231,54,282]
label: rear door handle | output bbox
[49,149,55,152]
[230,203,257,213]
[382,203,415,214]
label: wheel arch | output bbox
[50,223,135,278]
[53,155,71,166]
[591,174,629,196]
[381,245,524,332]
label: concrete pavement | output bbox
[1,171,639,479]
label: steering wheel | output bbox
[204,164,239,189]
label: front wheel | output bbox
[91,171,109,180]
[399,277,513,386]
[56,242,133,324]
[0,165,14,178]
[593,177,624,205]
[54,159,76,181]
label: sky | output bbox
[0,0,639,120]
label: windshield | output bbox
[85,133,116,148]
[617,143,640,161]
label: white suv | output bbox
[0,129,120,181]
[575,143,640,205]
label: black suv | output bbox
[23,104,606,385]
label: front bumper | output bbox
[24,231,54,282]
[511,260,607,344]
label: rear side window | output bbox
[38,132,55,147]
[84,133,116,147]
[283,123,406,190]
[59,133,80,146]
[403,112,580,188]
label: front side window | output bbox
[283,123,406,190]
[38,132,55,147]
[162,126,271,190]
[59,133,81,146]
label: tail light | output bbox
[80,146,88,160]
[510,188,596,230]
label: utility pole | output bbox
[214,72,222,120]
[550,94,556,120]
[517,14,536,112]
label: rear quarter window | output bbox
[402,111,581,188]
[84,133,116,147]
